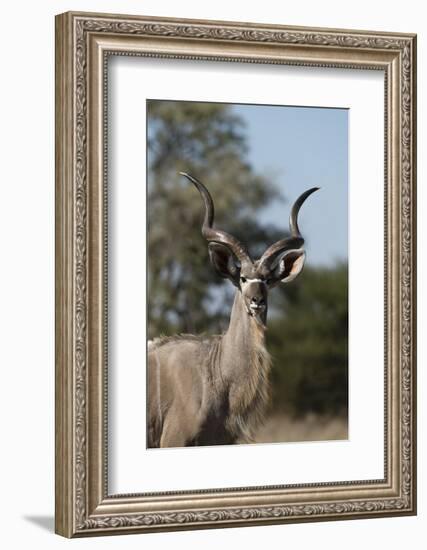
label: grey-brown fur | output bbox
[148,291,271,447]
[147,173,318,448]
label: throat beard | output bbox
[247,306,267,328]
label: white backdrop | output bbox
[109,59,384,493]
[0,1,424,549]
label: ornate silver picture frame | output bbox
[55,11,417,537]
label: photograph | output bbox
[0,0,421,544]
[54,10,416,537]
[146,99,348,448]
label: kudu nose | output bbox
[251,296,265,305]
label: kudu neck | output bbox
[221,290,266,377]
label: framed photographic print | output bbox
[55,11,417,537]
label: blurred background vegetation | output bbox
[147,99,348,441]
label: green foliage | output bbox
[267,264,348,416]
[147,100,283,336]
[147,99,348,417]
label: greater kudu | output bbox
[147,173,318,447]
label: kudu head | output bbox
[180,172,319,326]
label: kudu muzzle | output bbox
[242,280,268,325]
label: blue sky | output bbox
[232,104,348,266]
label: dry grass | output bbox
[253,413,348,444]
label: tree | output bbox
[147,100,282,337]
[267,263,348,416]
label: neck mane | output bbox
[220,290,271,441]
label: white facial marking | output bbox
[241,278,266,285]
[249,303,265,310]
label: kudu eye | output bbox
[240,276,247,283]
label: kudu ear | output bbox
[208,243,240,286]
[273,249,306,283]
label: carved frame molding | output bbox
[55,11,416,537]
